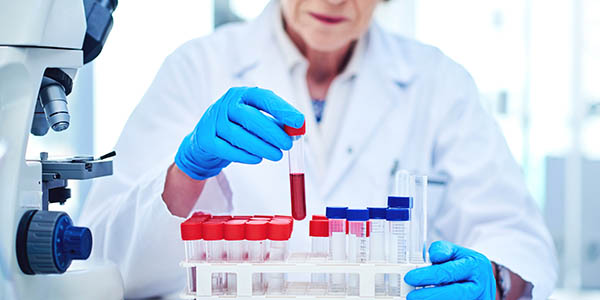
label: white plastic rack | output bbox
[180,252,428,299]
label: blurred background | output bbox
[26,0,600,297]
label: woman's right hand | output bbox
[174,87,305,180]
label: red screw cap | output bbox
[202,220,224,241]
[224,220,246,241]
[181,219,203,241]
[267,219,292,241]
[309,219,329,237]
[245,220,268,241]
[311,215,328,221]
[212,215,232,220]
[284,121,306,136]
[232,215,252,220]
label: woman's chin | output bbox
[303,34,353,53]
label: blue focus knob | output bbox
[63,225,92,260]
[16,210,93,274]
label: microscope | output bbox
[0,0,123,299]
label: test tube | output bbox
[284,122,307,221]
[266,219,292,294]
[224,219,246,295]
[409,175,428,264]
[180,219,205,294]
[325,206,347,295]
[388,170,412,205]
[386,208,410,296]
[367,207,387,295]
[309,218,329,293]
[246,220,268,295]
[202,220,226,295]
[346,209,370,296]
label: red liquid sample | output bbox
[289,173,306,221]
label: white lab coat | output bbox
[80,2,557,299]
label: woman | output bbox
[81,0,557,299]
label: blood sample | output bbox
[284,122,306,221]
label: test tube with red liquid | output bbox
[284,122,306,221]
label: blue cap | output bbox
[346,209,369,221]
[388,196,413,208]
[386,208,410,221]
[367,207,387,219]
[326,207,348,219]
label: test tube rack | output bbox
[180,252,428,299]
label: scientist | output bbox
[81,0,557,299]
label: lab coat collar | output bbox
[233,0,416,85]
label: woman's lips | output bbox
[309,12,347,25]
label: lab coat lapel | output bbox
[320,25,416,200]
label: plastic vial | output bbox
[409,175,428,264]
[386,208,410,296]
[246,220,268,295]
[181,219,205,294]
[346,209,370,296]
[309,218,329,293]
[266,219,292,295]
[325,206,348,295]
[224,219,246,295]
[284,122,307,221]
[367,207,387,295]
[202,220,226,295]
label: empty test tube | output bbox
[224,220,246,295]
[202,220,226,295]
[346,209,370,296]
[368,207,387,295]
[325,206,348,295]
[266,219,292,294]
[309,218,329,292]
[386,208,410,296]
[180,219,205,294]
[246,220,268,295]
[409,175,428,264]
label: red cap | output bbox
[181,219,203,241]
[284,121,306,136]
[312,215,328,221]
[224,220,246,241]
[212,215,232,220]
[267,219,292,241]
[232,215,252,220]
[245,220,268,241]
[273,216,293,231]
[309,220,329,237]
[202,220,224,241]
[250,217,272,222]
[253,215,273,219]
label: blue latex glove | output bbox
[404,241,496,300]
[175,87,304,180]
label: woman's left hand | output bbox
[404,241,497,300]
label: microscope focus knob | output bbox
[16,210,93,274]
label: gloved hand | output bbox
[175,87,304,180]
[404,241,496,300]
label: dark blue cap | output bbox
[388,196,413,208]
[386,208,410,221]
[367,207,387,219]
[346,209,369,221]
[326,207,348,219]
